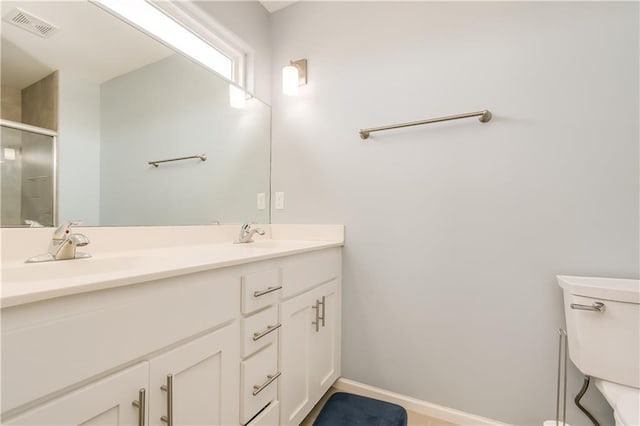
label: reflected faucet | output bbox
[26,221,92,263]
[234,223,265,244]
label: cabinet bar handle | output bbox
[319,296,326,327]
[252,372,281,396]
[253,323,282,341]
[253,285,282,298]
[570,302,606,312]
[131,388,146,426]
[160,374,173,426]
[312,300,320,332]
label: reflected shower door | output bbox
[1,123,56,227]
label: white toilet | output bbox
[558,275,640,426]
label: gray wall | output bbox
[269,2,639,425]
[57,71,101,225]
[100,54,271,226]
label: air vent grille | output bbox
[3,8,59,38]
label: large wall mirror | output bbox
[0,1,271,227]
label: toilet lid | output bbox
[595,380,640,426]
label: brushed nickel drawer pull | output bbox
[312,300,320,332]
[252,372,281,396]
[131,388,146,426]
[160,374,173,425]
[319,296,326,327]
[253,323,282,341]
[253,286,282,298]
[570,302,606,312]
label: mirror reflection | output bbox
[1,125,55,226]
[0,0,271,227]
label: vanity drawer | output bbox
[242,268,281,314]
[241,344,278,424]
[281,248,341,299]
[246,400,280,426]
[242,305,279,358]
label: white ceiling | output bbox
[259,1,297,13]
[1,1,174,89]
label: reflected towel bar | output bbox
[148,154,207,167]
[359,109,492,140]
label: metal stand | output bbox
[575,376,599,426]
[556,329,568,426]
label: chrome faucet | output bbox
[234,223,265,244]
[26,221,92,263]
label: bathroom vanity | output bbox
[0,225,343,426]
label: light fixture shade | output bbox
[282,64,299,96]
[229,84,246,109]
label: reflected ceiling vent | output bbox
[2,8,60,38]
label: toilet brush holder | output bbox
[543,329,571,426]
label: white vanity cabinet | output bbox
[4,363,149,426]
[147,324,239,426]
[279,249,342,426]
[240,267,282,425]
[1,243,342,426]
[5,325,240,426]
[1,267,240,426]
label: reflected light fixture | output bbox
[91,0,233,79]
[229,84,247,109]
[282,59,307,96]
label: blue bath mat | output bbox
[313,392,408,426]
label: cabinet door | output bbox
[310,279,341,398]
[279,289,318,426]
[4,362,148,426]
[148,323,239,426]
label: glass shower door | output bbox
[1,122,56,227]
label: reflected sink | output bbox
[2,256,156,283]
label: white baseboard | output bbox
[333,378,510,426]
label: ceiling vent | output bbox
[3,8,60,38]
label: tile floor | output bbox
[300,387,458,426]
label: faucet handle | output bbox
[53,220,83,238]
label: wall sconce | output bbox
[282,59,307,96]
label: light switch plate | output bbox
[257,193,266,210]
[275,192,284,209]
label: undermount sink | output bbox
[233,240,283,249]
[2,256,157,283]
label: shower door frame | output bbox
[0,119,58,227]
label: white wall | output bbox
[57,71,101,225]
[270,2,639,425]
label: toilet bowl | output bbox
[594,379,639,426]
[557,275,640,426]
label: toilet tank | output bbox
[557,275,640,389]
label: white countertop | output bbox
[1,225,344,308]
